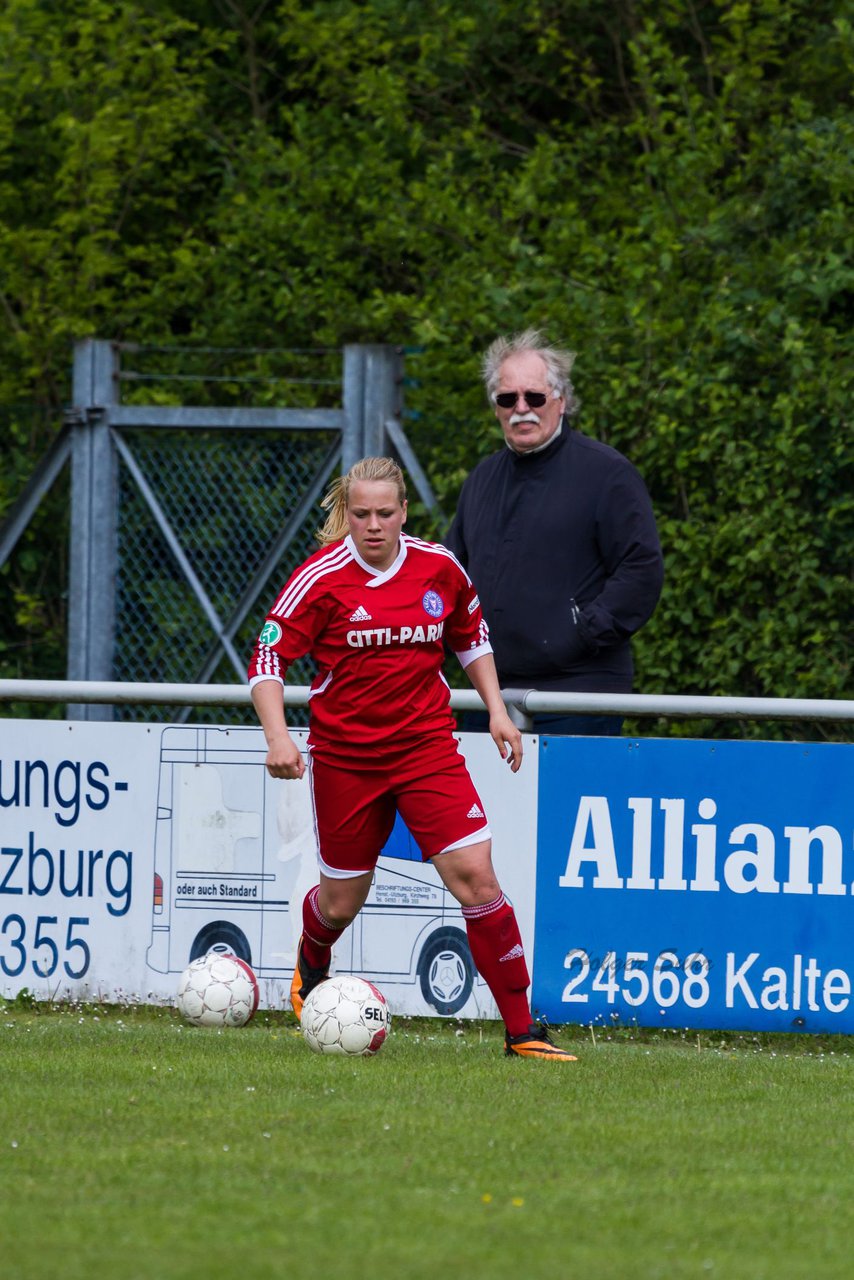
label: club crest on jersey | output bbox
[258,620,282,646]
[422,589,444,618]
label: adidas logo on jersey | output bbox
[466,803,485,820]
[349,605,372,622]
[499,943,524,963]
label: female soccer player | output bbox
[248,456,575,1061]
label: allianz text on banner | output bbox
[532,737,853,1034]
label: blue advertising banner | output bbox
[533,737,853,1034]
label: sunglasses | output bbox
[494,389,556,409]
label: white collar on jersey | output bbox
[344,533,408,586]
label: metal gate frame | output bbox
[0,339,441,720]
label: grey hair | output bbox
[316,456,407,545]
[481,328,581,418]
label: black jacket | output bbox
[446,425,664,692]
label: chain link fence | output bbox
[114,428,339,723]
[2,341,443,724]
[106,343,357,724]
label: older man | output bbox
[446,329,664,734]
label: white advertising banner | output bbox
[0,720,539,1018]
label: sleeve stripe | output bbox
[455,640,493,669]
[270,543,353,618]
[252,644,283,681]
[248,672,284,689]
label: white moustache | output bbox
[509,413,540,426]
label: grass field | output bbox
[1,999,852,1280]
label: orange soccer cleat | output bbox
[290,935,331,1022]
[505,1024,578,1061]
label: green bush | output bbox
[1,1,850,737]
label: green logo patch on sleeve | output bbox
[258,620,283,646]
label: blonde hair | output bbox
[316,456,407,545]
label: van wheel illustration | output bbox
[190,922,252,966]
[418,928,474,1016]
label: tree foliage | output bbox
[0,0,851,736]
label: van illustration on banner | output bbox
[145,726,486,1016]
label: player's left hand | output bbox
[489,712,523,773]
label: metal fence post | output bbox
[343,344,402,465]
[362,345,402,457]
[67,339,120,721]
[342,345,366,472]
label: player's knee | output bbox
[317,877,372,928]
[449,868,503,906]
[323,905,359,929]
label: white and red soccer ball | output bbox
[175,951,260,1028]
[300,974,391,1057]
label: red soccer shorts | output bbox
[307,735,491,878]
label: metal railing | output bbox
[1,680,852,731]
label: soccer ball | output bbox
[175,951,260,1028]
[301,975,391,1057]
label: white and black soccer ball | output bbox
[176,951,260,1028]
[301,974,391,1057]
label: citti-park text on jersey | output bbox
[558,795,851,897]
[347,622,444,647]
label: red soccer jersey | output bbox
[248,533,492,762]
